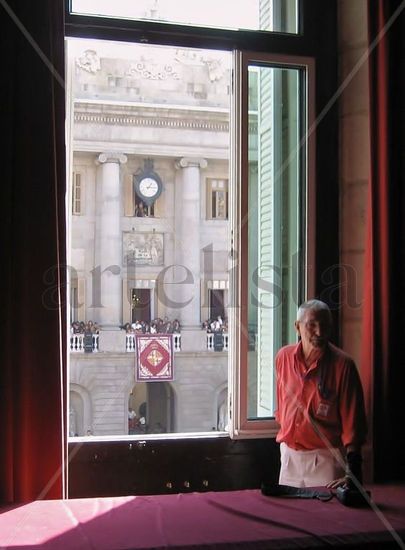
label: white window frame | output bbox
[228,51,316,439]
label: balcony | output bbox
[206,333,229,351]
[70,331,229,353]
[70,333,99,353]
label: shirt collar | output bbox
[294,341,330,373]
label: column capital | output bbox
[97,152,128,165]
[175,157,207,170]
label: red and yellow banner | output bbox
[135,334,174,381]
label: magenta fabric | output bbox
[1,487,404,549]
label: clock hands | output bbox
[137,175,161,201]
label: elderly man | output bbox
[275,299,367,488]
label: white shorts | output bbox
[279,442,345,488]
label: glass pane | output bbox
[71,0,298,34]
[247,65,302,420]
[67,39,231,438]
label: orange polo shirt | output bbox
[275,342,367,451]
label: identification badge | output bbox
[316,402,330,417]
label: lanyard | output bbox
[317,348,332,400]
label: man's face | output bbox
[295,308,332,352]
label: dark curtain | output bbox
[0,1,66,502]
[362,0,405,482]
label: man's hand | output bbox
[326,476,349,489]
[325,447,364,490]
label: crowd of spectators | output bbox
[71,316,228,335]
[202,316,228,333]
[71,320,100,334]
[122,317,181,334]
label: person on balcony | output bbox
[135,200,147,217]
[85,320,99,334]
[210,317,222,332]
[131,320,143,333]
[128,408,137,434]
[122,322,134,333]
[71,321,81,334]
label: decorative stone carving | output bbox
[76,49,101,73]
[176,157,208,170]
[123,232,164,267]
[174,49,226,82]
[126,61,180,80]
[97,152,127,165]
[202,56,225,82]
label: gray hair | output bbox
[296,299,332,323]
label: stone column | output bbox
[94,152,127,329]
[174,157,207,329]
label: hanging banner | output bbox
[135,334,174,381]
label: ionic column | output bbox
[174,157,207,328]
[94,152,127,328]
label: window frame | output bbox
[64,0,340,500]
[72,171,83,215]
[65,0,306,46]
[229,50,316,438]
[69,0,300,36]
[206,178,229,220]
[64,0,338,442]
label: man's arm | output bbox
[326,360,367,489]
[339,360,367,449]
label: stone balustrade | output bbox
[206,333,229,351]
[70,333,99,353]
[69,332,230,353]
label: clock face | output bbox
[139,177,159,198]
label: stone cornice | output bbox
[74,111,229,132]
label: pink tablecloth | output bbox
[1,486,404,549]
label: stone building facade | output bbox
[68,41,232,437]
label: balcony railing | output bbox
[70,333,99,352]
[206,333,228,351]
[69,332,230,353]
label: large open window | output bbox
[63,0,335,498]
[65,6,311,443]
[66,36,312,441]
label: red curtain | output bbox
[0,1,66,502]
[362,0,405,481]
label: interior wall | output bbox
[338,1,370,364]
[337,0,371,477]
